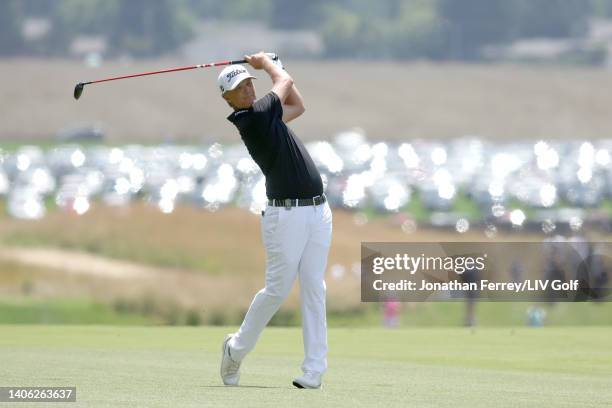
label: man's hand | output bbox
[244,51,303,122]
[244,52,271,70]
[246,51,294,106]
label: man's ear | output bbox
[222,94,234,109]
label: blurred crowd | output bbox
[1,130,611,235]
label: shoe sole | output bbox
[292,380,322,390]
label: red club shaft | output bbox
[74,54,277,99]
[85,59,244,85]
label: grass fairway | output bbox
[1,326,610,407]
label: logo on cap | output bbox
[226,68,246,81]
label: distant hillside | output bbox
[2,58,612,143]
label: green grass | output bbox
[0,140,191,153]
[404,191,430,222]
[0,139,61,152]
[327,302,612,327]
[0,200,6,220]
[4,296,612,327]
[452,190,483,221]
[0,298,157,325]
[0,326,610,407]
[398,302,612,327]
[601,199,612,216]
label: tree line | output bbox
[2,0,612,60]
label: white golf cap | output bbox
[217,65,256,94]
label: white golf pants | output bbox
[228,201,333,374]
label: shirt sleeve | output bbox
[252,91,283,121]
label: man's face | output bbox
[223,78,256,110]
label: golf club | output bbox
[73,53,278,100]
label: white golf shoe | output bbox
[292,371,322,389]
[220,334,241,386]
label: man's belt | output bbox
[268,194,326,208]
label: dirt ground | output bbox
[2,58,612,143]
[0,204,549,313]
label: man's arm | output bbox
[245,52,305,123]
[281,84,305,123]
[245,52,293,103]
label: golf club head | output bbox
[74,83,85,100]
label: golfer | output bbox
[218,52,332,389]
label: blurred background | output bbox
[1,0,611,328]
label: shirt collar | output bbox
[227,107,252,123]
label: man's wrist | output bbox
[263,61,286,79]
[262,58,276,71]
